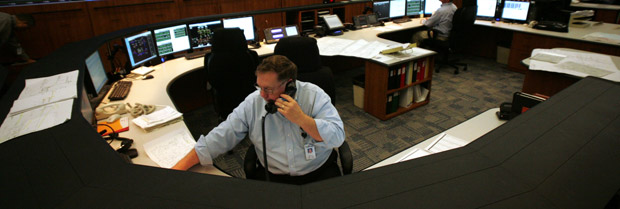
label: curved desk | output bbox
[1,15,619,208]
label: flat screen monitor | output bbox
[188,20,223,49]
[84,50,108,95]
[223,16,255,41]
[124,30,157,68]
[477,0,498,18]
[389,0,407,19]
[406,0,424,16]
[322,14,344,30]
[501,1,530,22]
[284,25,299,37]
[424,0,442,15]
[154,24,191,56]
[373,1,391,21]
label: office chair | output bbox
[274,36,336,105]
[205,28,259,122]
[421,2,477,74]
[244,141,353,180]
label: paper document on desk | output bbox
[132,66,154,75]
[529,48,620,82]
[397,148,432,162]
[144,129,196,168]
[9,70,78,115]
[425,133,469,153]
[316,37,355,56]
[0,99,73,144]
[132,106,183,131]
[582,32,620,44]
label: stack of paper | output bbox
[529,48,620,82]
[0,70,78,144]
[132,106,183,132]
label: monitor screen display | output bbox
[154,24,191,56]
[373,1,391,21]
[501,1,530,21]
[389,0,407,18]
[477,0,498,18]
[188,20,222,49]
[284,25,299,36]
[223,16,255,41]
[406,0,424,16]
[424,0,442,14]
[124,31,157,68]
[85,50,108,95]
[322,14,344,30]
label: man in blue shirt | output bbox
[411,0,457,46]
[173,55,345,184]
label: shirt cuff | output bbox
[195,135,214,165]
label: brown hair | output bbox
[256,55,297,82]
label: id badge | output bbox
[304,144,316,160]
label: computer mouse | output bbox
[107,114,121,123]
[144,75,154,80]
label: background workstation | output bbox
[1,0,620,208]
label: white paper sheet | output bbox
[425,133,469,153]
[397,148,432,162]
[10,70,78,114]
[0,99,73,144]
[529,48,620,82]
[143,129,196,168]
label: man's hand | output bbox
[275,94,306,125]
[275,94,324,142]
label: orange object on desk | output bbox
[97,117,129,136]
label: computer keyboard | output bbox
[108,81,132,101]
[184,50,209,60]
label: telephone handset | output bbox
[265,80,297,114]
[95,102,127,120]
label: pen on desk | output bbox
[427,133,447,150]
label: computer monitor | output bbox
[424,0,442,15]
[124,30,158,68]
[223,16,255,41]
[501,0,530,22]
[284,25,299,36]
[477,0,498,18]
[389,0,407,19]
[84,50,108,96]
[154,24,191,56]
[188,20,223,49]
[322,14,345,31]
[406,0,424,16]
[373,1,391,21]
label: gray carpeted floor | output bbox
[183,56,524,178]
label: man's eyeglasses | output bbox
[254,81,286,95]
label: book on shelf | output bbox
[386,94,393,114]
[386,92,400,114]
[399,65,406,88]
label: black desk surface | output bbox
[1,39,619,207]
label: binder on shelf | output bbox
[406,61,414,85]
[399,65,406,88]
[391,92,400,113]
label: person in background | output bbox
[0,12,35,64]
[411,0,457,46]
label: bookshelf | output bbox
[364,56,435,120]
[294,6,345,35]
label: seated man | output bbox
[173,55,345,185]
[411,0,457,46]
